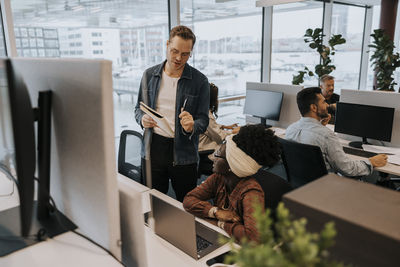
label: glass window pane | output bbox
[331,4,365,91]
[11,0,169,135]
[271,1,323,86]
[180,0,262,97]
[180,0,262,125]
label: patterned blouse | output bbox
[183,173,264,242]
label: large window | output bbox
[11,0,169,134]
[270,1,323,86]
[330,4,365,91]
[180,0,262,97]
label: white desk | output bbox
[278,125,400,176]
[145,225,232,267]
[145,189,234,267]
[0,232,123,267]
[0,173,123,266]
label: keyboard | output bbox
[196,235,212,253]
[343,146,378,158]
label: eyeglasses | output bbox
[213,150,226,160]
[169,47,192,59]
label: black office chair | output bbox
[198,149,214,179]
[118,130,143,184]
[253,169,293,215]
[279,138,328,188]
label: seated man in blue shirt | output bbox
[285,87,387,177]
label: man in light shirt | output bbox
[285,87,387,177]
[135,25,209,201]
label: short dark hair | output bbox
[232,124,281,168]
[209,83,219,118]
[169,25,196,47]
[296,87,322,116]
[320,74,334,84]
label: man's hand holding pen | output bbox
[179,98,194,133]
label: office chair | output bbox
[279,138,328,188]
[198,149,214,179]
[118,130,143,184]
[253,169,292,215]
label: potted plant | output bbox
[222,203,347,267]
[292,28,346,85]
[368,29,400,91]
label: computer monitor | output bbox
[10,58,121,260]
[0,59,35,239]
[0,59,77,256]
[334,102,395,148]
[243,89,284,127]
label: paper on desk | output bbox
[362,144,400,155]
[140,102,174,138]
[272,127,286,137]
[387,155,400,165]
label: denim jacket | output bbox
[135,60,210,165]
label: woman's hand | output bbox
[221,123,238,130]
[215,209,240,223]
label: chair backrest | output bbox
[253,169,292,212]
[279,138,328,188]
[118,130,143,183]
[198,149,215,178]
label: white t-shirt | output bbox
[154,71,179,137]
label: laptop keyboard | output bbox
[196,235,212,253]
[343,146,378,158]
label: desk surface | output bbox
[275,125,400,176]
[145,189,233,267]
[0,231,123,267]
[0,173,122,267]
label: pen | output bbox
[182,98,187,111]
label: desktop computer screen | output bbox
[11,58,122,260]
[243,89,283,126]
[0,59,36,241]
[334,102,395,146]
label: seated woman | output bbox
[198,83,240,153]
[183,124,281,242]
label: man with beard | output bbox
[285,87,387,177]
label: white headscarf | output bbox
[225,135,261,178]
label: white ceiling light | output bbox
[256,0,307,7]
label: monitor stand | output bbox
[349,137,369,149]
[0,201,77,256]
[260,118,272,128]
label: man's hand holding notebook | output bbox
[139,102,174,138]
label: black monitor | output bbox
[334,102,395,148]
[0,59,36,238]
[243,89,284,127]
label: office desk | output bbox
[337,139,400,176]
[278,125,400,176]
[0,173,122,267]
[0,232,123,267]
[145,224,232,267]
[145,189,234,267]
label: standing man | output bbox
[135,25,209,201]
[285,87,387,177]
[320,74,340,121]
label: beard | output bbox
[316,106,329,119]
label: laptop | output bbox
[151,194,224,259]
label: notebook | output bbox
[139,101,174,137]
[151,194,224,259]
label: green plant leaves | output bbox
[292,28,346,85]
[368,29,400,91]
[224,202,347,267]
